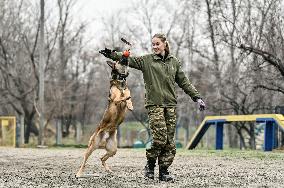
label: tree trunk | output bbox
[38,0,45,146]
[249,123,256,149]
[24,117,38,144]
[238,130,246,149]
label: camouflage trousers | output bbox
[146,106,176,168]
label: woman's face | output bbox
[152,37,166,55]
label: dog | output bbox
[76,59,133,177]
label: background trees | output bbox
[0,0,283,148]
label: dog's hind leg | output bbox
[100,130,117,172]
[76,130,103,177]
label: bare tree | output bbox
[0,0,90,144]
[0,1,40,143]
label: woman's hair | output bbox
[152,33,170,54]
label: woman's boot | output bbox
[144,160,156,179]
[159,166,173,181]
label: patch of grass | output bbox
[176,148,284,160]
[119,121,147,131]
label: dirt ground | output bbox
[0,148,284,188]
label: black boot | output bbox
[159,166,173,182]
[144,160,155,179]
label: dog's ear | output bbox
[106,61,116,69]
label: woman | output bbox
[99,33,206,181]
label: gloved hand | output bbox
[99,48,112,58]
[197,99,206,111]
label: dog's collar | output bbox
[111,73,128,81]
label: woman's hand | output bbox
[197,99,206,111]
[99,48,112,58]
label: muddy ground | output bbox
[0,148,284,187]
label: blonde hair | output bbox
[152,33,170,54]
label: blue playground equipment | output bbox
[186,114,284,151]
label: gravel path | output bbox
[0,148,284,187]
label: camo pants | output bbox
[146,106,176,168]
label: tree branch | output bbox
[238,44,284,77]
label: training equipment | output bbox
[186,114,284,151]
[0,116,16,147]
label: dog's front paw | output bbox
[126,101,133,111]
[127,105,134,111]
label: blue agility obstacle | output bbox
[186,114,284,151]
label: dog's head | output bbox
[106,60,129,81]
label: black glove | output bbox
[99,48,112,58]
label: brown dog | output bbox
[76,60,133,177]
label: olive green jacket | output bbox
[111,52,201,107]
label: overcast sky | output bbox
[77,0,131,16]
[31,0,132,41]
[75,0,132,32]
[68,0,133,46]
